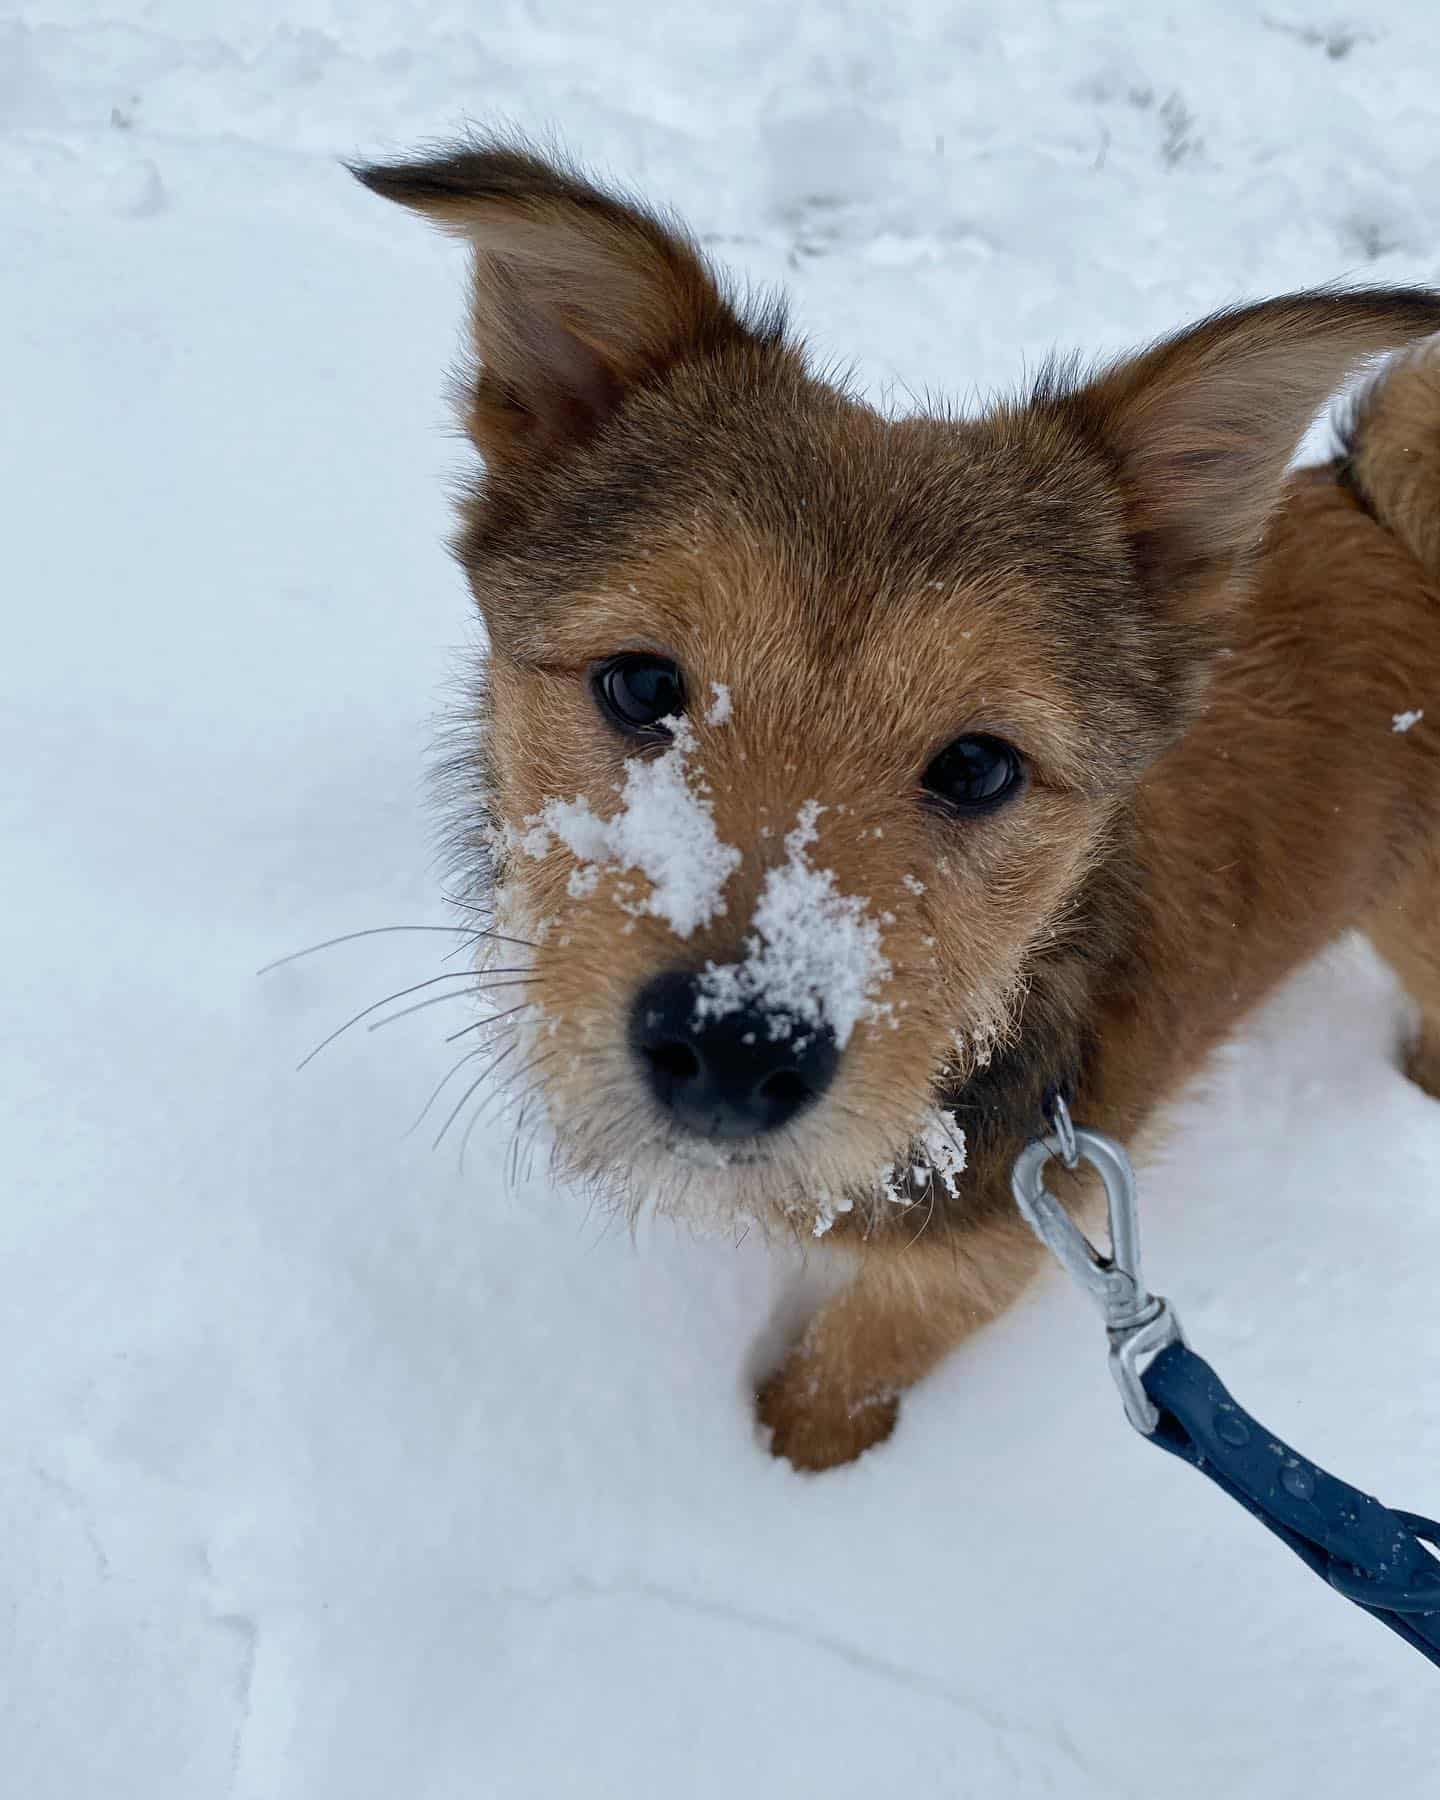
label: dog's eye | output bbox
[593,654,686,735]
[922,735,1024,816]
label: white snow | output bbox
[1393,708,1424,732]
[705,681,733,726]
[912,1111,968,1199]
[695,801,892,1045]
[874,1108,969,1210]
[813,1112,967,1234]
[5,6,1440,1798]
[519,718,741,937]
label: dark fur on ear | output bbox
[1034,288,1440,612]
[352,137,788,471]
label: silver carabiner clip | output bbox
[1010,1097,1183,1435]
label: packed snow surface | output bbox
[4,4,1440,1798]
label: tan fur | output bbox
[756,1215,1046,1469]
[1368,846,1440,1100]
[1345,340,1440,575]
[358,139,1440,1471]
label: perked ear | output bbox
[353,138,781,472]
[1046,289,1440,606]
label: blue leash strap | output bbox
[1141,1341,1440,1668]
[1010,1104,1440,1671]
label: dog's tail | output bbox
[1339,338,1440,580]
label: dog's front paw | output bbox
[756,1358,899,1472]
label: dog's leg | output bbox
[1368,848,1440,1100]
[757,1214,1043,1470]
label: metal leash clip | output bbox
[1010,1096,1183,1434]
[1011,1095,1440,1671]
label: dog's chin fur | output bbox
[506,1024,973,1243]
[538,1105,935,1245]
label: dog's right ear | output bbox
[1041,288,1440,617]
[353,139,778,473]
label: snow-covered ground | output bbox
[4,4,1440,1795]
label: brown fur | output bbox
[357,138,1440,1471]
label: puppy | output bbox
[356,140,1440,1470]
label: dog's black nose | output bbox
[629,970,838,1140]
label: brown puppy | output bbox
[356,140,1440,1471]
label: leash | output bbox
[1010,1099,1440,1670]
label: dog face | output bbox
[358,141,1440,1234]
[469,385,1159,1231]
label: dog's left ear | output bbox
[352,137,779,474]
[1048,290,1440,608]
